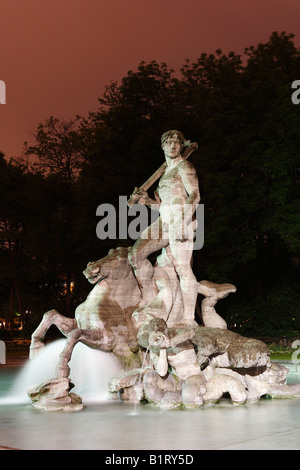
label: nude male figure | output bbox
[129,130,200,325]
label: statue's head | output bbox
[161,130,186,151]
[83,246,132,284]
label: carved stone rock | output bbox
[192,327,270,369]
[27,377,83,412]
[203,375,248,405]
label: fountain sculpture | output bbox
[28,130,300,411]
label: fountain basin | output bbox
[1,345,300,450]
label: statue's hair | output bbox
[161,130,186,149]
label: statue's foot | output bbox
[29,341,45,360]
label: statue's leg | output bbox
[30,309,76,359]
[169,239,198,325]
[128,218,168,305]
[55,328,115,378]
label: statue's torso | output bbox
[158,162,188,227]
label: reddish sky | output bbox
[1,0,300,159]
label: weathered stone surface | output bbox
[203,375,248,405]
[181,374,206,407]
[143,370,179,405]
[244,375,271,402]
[27,377,83,412]
[259,362,288,384]
[192,327,270,369]
[202,365,247,386]
[159,391,182,409]
[108,368,149,393]
[267,383,300,399]
[108,367,154,402]
[198,280,236,329]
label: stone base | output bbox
[108,359,300,408]
[27,377,84,412]
[108,367,151,402]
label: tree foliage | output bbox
[25,116,87,179]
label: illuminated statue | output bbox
[28,131,300,411]
[128,130,199,325]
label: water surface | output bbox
[1,341,300,450]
